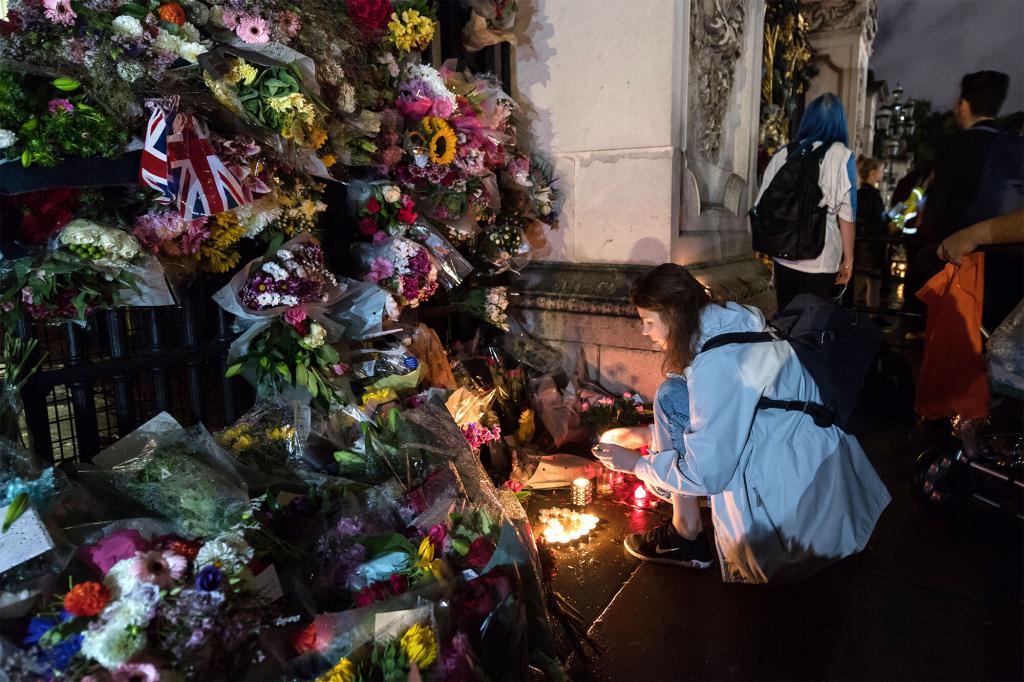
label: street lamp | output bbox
[875,82,915,190]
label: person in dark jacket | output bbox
[854,156,887,312]
[911,71,1023,329]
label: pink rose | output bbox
[81,529,151,576]
[428,524,447,550]
[284,307,307,329]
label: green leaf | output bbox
[306,372,318,399]
[2,492,29,533]
[359,532,415,559]
[225,362,245,378]
[275,362,291,382]
[295,364,308,388]
[450,537,470,556]
[51,77,80,92]
[333,450,364,466]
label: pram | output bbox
[912,300,1024,520]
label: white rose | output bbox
[0,129,16,149]
[381,185,402,204]
[111,14,144,37]
[178,41,208,63]
[299,322,326,349]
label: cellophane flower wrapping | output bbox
[217,397,316,487]
[77,414,251,539]
[1,218,172,328]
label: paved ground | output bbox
[528,419,1023,681]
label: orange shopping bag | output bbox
[915,252,989,420]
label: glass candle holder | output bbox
[570,477,593,506]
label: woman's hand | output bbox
[592,443,642,473]
[599,426,650,450]
[836,258,854,285]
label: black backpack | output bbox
[750,142,830,260]
[698,294,884,431]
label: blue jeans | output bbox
[648,377,691,501]
[652,376,691,454]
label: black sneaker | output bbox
[623,521,714,569]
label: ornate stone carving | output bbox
[689,0,745,163]
[800,0,876,41]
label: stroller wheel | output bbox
[912,447,960,508]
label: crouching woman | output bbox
[595,264,890,584]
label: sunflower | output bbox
[428,124,456,165]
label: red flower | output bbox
[13,188,80,244]
[366,197,381,214]
[389,573,409,595]
[358,217,379,236]
[345,0,391,34]
[397,207,417,225]
[164,538,200,560]
[503,480,523,493]
[464,536,495,571]
[292,623,319,654]
[64,582,111,617]
[156,1,186,25]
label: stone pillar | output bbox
[800,0,879,155]
[511,0,772,399]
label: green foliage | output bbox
[227,320,345,411]
[0,73,129,167]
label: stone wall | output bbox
[506,0,807,400]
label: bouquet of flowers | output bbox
[0,220,147,327]
[354,182,419,240]
[385,0,436,54]
[22,528,277,680]
[452,285,510,330]
[579,389,647,433]
[216,234,348,409]
[204,54,329,154]
[360,237,439,319]
[0,74,129,167]
[478,217,526,270]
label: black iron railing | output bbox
[14,288,254,464]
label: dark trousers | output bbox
[774,261,837,311]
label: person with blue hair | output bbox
[756,93,858,310]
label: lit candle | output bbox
[571,477,593,506]
[633,484,647,500]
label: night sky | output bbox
[870,0,1024,115]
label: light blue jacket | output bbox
[634,302,891,583]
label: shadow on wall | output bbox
[512,0,557,152]
[628,237,670,265]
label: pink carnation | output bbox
[48,98,74,114]
[367,256,394,283]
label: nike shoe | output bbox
[623,520,714,569]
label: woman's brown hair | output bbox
[629,264,713,374]
[856,154,882,182]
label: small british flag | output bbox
[167,113,250,220]
[139,102,176,204]
[139,102,249,219]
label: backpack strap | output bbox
[697,331,836,429]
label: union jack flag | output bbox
[138,101,249,220]
[166,113,250,220]
[139,102,176,205]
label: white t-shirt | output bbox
[755,141,855,274]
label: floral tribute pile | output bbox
[0,0,579,678]
[0,0,557,332]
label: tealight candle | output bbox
[570,477,593,506]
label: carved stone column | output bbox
[800,0,878,155]
[511,0,772,399]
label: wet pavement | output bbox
[527,427,1024,681]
